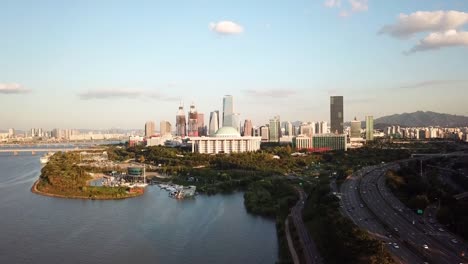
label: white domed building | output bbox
[188,126,261,154]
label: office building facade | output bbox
[209,111,220,136]
[330,96,344,134]
[145,121,155,138]
[176,105,186,137]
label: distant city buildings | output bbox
[366,116,374,141]
[330,96,344,134]
[223,95,234,127]
[176,105,187,137]
[350,117,361,138]
[145,121,155,138]
[243,120,253,136]
[160,121,172,136]
[293,134,347,151]
[269,116,281,143]
[197,113,206,136]
[187,104,199,137]
[209,111,220,136]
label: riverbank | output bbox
[31,179,144,200]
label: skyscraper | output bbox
[269,116,281,143]
[209,111,220,136]
[232,113,241,132]
[320,121,328,134]
[366,116,374,141]
[160,121,172,136]
[284,121,293,136]
[145,121,155,138]
[176,105,186,137]
[330,96,344,134]
[350,117,361,138]
[187,104,198,137]
[197,113,205,136]
[260,126,269,142]
[223,95,234,127]
[243,120,253,136]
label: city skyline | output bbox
[1,0,468,129]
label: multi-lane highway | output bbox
[340,162,468,264]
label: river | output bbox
[0,153,278,264]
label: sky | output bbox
[1,0,468,130]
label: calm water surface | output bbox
[0,153,278,264]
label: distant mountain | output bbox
[374,111,468,127]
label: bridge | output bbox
[0,148,105,154]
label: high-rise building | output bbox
[330,96,344,134]
[209,111,220,136]
[176,105,187,137]
[145,121,155,138]
[232,113,241,132]
[269,116,281,143]
[197,113,206,136]
[260,126,269,142]
[284,122,293,136]
[188,104,199,137]
[320,121,328,134]
[365,116,374,141]
[223,95,234,127]
[8,128,15,138]
[350,117,361,138]
[243,120,253,136]
[160,121,172,136]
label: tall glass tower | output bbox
[223,95,234,127]
[176,105,186,137]
[330,96,344,134]
[209,111,220,136]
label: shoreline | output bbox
[31,178,144,200]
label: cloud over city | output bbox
[399,79,468,89]
[324,0,368,17]
[242,89,297,98]
[0,83,30,94]
[379,10,468,54]
[78,89,179,101]
[209,21,244,35]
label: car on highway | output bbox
[451,239,459,244]
[394,228,399,232]
[359,204,364,208]
[438,228,445,232]
[393,243,399,249]
[423,244,429,249]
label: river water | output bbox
[0,153,278,264]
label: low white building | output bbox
[147,134,173,146]
[189,126,261,154]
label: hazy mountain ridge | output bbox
[375,111,468,127]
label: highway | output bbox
[290,187,323,264]
[340,162,468,264]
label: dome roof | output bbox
[214,126,241,137]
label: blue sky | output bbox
[1,0,468,130]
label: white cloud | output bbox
[379,10,468,38]
[400,79,468,89]
[242,89,297,98]
[78,89,183,101]
[350,0,368,12]
[324,0,341,8]
[325,0,367,17]
[0,83,30,94]
[209,21,243,35]
[339,10,350,18]
[407,30,468,53]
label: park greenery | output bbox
[36,152,141,199]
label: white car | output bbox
[451,239,458,244]
[423,244,429,249]
[393,243,399,249]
